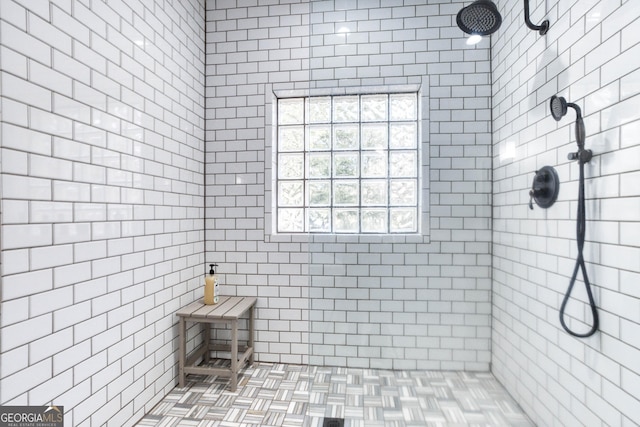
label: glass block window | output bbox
[276,93,419,234]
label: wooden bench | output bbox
[176,296,256,391]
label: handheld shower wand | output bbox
[549,95,599,338]
[550,96,592,163]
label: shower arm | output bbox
[524,0,550,35]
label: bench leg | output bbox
[249,305,255,365]
[178,317,186,388]
[231,320,238,391]
[203,322,210,364]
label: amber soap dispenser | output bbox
[204,263,219,305]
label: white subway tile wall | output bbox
[0,1,205,426]
[2,0,637,425]
[492,0,640,425]
[205,0,493,370]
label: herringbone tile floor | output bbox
[136,361,534,426]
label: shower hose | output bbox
[558,156,599,337]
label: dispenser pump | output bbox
[204,263,220,305]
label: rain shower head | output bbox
[456,0,503,36]
[550,95,586,150]
[457,0,550,39]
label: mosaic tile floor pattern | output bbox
[136,361,534,426]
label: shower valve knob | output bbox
[529,190,535,210]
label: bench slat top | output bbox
[176,296,256,320]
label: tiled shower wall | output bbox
[0,1,205,425]
[206,0,493,370]
[491,0,640,425]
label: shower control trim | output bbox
[529,166,560,210]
